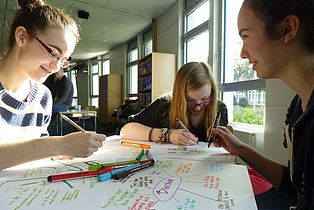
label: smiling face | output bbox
[186,83,212,115]
[237,5,288,79]
[19,26,76,83]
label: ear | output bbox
[282,15,300,44]
[15,26,29,47]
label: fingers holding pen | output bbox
[170,129,198,145]
[61,131,106,157]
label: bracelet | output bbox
[148,128,154,142]
[156,128,168,144]
[165,129,173,143]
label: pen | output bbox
[120,140,151,149]
[97,164,140,182]
[208,112,221,148]
[88,159,149,171]
[176,118,198,144]
[47,167,113,182]
[61,114,86,132]
[146,150,153,160]
[135,149,145,161]
[113,159,155,180]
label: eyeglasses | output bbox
[186,96,212,108]
[30,33,70,68]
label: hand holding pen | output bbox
[56,114,106,158]
[208,112,221,148]
[175,118,198,145]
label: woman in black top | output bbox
[120,62,228,145]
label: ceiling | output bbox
[0,0,176,61]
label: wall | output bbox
[156,1,180,60]
[264,79,295,164]
[109,44,127,100]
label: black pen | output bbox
[208,112,221,148]
[112,159,155,180]
[176,118,198,144]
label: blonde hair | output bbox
[169,62,218,129]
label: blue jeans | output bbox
[52,104,70,113]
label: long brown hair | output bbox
[169,62,218,129]
[7,0,79,51]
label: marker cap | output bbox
[97,173,112,182]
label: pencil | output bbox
[207,112,221,148]
[61,114,86,132]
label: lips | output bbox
[41,66,52,75]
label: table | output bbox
[0,136,257,209]
[58,110,97,135]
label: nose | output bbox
[240,42,248,59]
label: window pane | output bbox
[102,60,110,75]
[129,49,138,62]
[144,39,152,57]
[70,71,77,97]
[92,74,99,95]
[129,65,138,94]
[224,0,258,83]
[91,63,98,74]
[186,30,209,63]
[91,97,98,108]
[186,0,209,32]
[223,90,265,125]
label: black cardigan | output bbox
[128,97,228,141]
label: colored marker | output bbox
[88,160,138,171]
[208,112,221,148]
[113,159,155,180]
[47,167,113,182]
[121,140,151,149]
[135,149,145,161]
[100,160,153,170]
[146,150,153,160]
[97,164,140,182]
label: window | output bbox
[221,0,265,125]
[183,0,209,63]
[90,60,99,108]
[143,27,153,57]
[67,70,77,107]
[126,39,138,98]
[102,60,110,75]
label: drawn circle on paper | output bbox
[153,176,182,201]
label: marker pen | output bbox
[135,149,145,161]
[113,159,155,180]
[120,140,151,149]
[97,164,140,182]
[88,159,138,171]
[47,167,113,182]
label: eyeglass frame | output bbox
[186,95,213,108]
[28,32,70,69]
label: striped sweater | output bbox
[0,81,52,141]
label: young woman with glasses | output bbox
[0,0,105,170]
[120,62,228,145]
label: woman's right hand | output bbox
[210,126,245,155]
[60,131,106,158]
[169,129,198,145]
